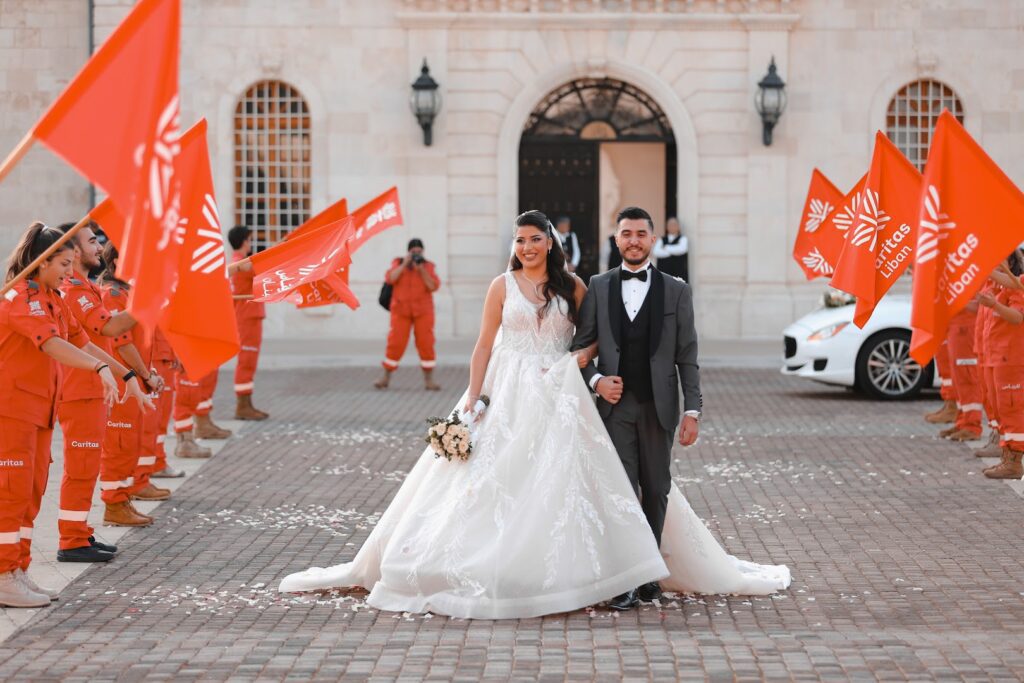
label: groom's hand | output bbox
[596,376,623,404]
[679,415,699,447]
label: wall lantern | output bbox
[410,59,441,146]
[754,56,787,146]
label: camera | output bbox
[411,253,425,265]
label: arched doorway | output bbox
[518,78,676,281]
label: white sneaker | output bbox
[16,568,58,600]
[0,570,50,608]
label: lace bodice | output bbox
[496,271,575,357]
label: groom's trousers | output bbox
[604,390,674,546]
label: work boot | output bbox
[235,394,269,421]
[938,425,961,438]
[0,571,50,608]
[974,431,1003,458]
[175,431,212,459]
[103,501,152,527]
[423,369,441,391]
[130,483,171,501]
[152,465,185,478]
[194,414,232,440]
[128,502,154,524]
[56,545,114,563]
[16,569,58,600]
[373,369,392,390]
[984,448,1024,480]
[947,428,982,442]
[925,400,958,424]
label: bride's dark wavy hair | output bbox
[508,209,578,324]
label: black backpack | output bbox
[378,282,393,310]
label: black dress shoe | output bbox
[637,581,662,602]
[608,588,639,611]
[89,536,118,554]
[57,546,115,563]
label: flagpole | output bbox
[0,132,35,185]
[0,215,87,298]
[233,294,253,300]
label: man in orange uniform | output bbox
[147,328,182,479]
[979,254,1024,480]
[940,305,984,441]
[925,338,958,423]
[974,280,1002,458]
[56,221,152,560]
[374,239,441,391]
[175,368,231,446]
[228,225,269,420]
[98,246,166,526]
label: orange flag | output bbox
[88,122,240,380]
[793,169,845,279]
[347,186,404,255]
[910,111,1024,364]
[285,197,348,242]
[33,0,181,332]
[830,133,921,327]
[250,217,358,308]
[159,120,239,380]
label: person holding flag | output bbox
[925,337,959,424]
[0,223,122,608]
[228,225,269,421]
[978,251,1024,480]
[974,280,1003,458]
[55,220,153,561]
[97,243,166,526]
[145,327,183,479]
[938,304,984,442]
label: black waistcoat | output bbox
[658,234,687,279]
[617,290,654,403]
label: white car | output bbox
[781,294,937,399]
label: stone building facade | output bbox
[2,0,1023,342]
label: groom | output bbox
[571,206,702,610]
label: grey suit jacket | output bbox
[571,267,701,433]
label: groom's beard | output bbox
[623,252,651,266]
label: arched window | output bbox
[885,79,964,171]
[234,81,311,251]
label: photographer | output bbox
[375,239,441,391]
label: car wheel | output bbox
[855,330,932,400]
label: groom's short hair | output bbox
[616,206,654,231]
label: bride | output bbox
[279,211,790,618]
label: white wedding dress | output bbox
[279,272,790,618]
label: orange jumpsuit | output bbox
[56,276,115,550]
[173,369,217,434]
[144,329,176,474]
[935,339,955,401]
[0,280,88,573]
[947,307,983,435]
[382,258,438,371]
[231,250,265,396]
[988,276,1024,452]
[976,281,1000,435]
[99,284,149,504]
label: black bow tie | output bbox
[621,268,648,282]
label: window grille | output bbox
[233,81,312,251]
[885,80,964,171]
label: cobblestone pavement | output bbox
[2,366,1024,681]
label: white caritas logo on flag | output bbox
[189,194,226,274]
[831,193,861,234]
[850,188,891,252]
[133,95,182,251]
[803,199,833,233]
[916,185,957,264]
[801,248,834,275]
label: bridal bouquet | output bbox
[425,395,489,462]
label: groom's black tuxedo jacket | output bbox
[571,266,702,433]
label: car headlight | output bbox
[807,321,849,341]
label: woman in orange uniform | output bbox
[0,223,120,608]
[97,243,166,526]
[979,249,1024,480]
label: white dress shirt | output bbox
[587,261,701,419]
[559,231,581,269]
